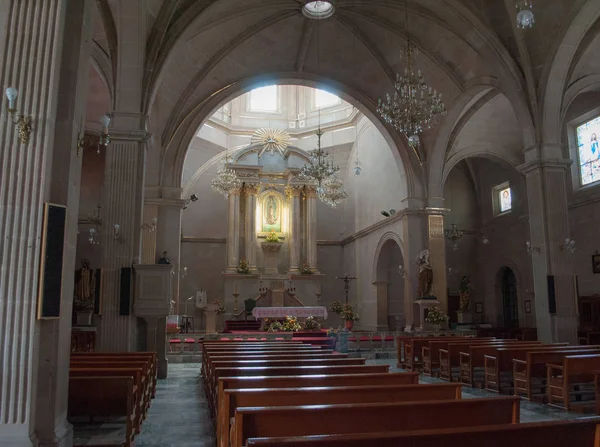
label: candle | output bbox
[233,282,239,295]
[315,284,321,295]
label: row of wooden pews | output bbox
[68,352,157,447]
[203,339,600,446]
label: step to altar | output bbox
[223,320,262,332]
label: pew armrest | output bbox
[513,359,526,375]
[546,363,564,380]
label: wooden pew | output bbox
[68,376,136,447]
[514,348,600,399]
[219,383,461,447]
[210,364,390,415]
[483,344,571,393]
[245,418,600,447]
[547,354,600,411]
[231,397,520,447]
[402,336,474,371]
[458,341,542,386]
[69,367,145,434]
[71,352,157,397]
[422,338,496,376]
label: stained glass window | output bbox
[499,187,512,213]
[315,89,340,109]
[577,115,600,186]
[249,85,278,112]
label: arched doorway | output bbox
[501,267,519,328]
[375,238,405,331]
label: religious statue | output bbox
[416,249,434,298]
[459,276,471,311]
[266,196,277,225]
[158,251,171,264]
[74,259,96,312]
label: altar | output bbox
[252,306,328,319]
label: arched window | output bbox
[576,115,600,186]
[315,89,340,109]
[249,85,278,112]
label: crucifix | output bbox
[335,273,358,304]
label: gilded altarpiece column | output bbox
[428,213,448,312]
[305,186,319,272]
[286,185,303,272]
[244,183,259,272]
[226,186,242,272]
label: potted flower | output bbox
[213,299,226,315]
[299,261,313,275]
[267,321,283,332]
[281,315,302,332]
[304,316,321,331]
[329,300,344,315]
[237,259,250,274]
[340,304,359,330]
[265,231,280,243]
[425,306,448,331]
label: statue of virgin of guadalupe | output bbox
[416,249,433,298]
[266,196,277,225]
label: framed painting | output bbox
[593,254,600,274]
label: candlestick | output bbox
[233,293,240,320]
[315,283,321,295]
[233,282,239,295]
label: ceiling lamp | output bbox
[300,127,340,188]
[302,1,335,20]
[318,174,348,208]
[444,224,464,251]
[377,0,446,144]
[515,1,535,29]
[211,156,241,198]
[251,128,291,157]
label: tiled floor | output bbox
[75,357,590,446]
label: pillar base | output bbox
[37,419,73,447]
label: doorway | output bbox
[501,267,519,328]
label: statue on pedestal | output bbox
[416,249,434,298]
[74,259,96,325]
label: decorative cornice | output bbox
[145,197,186,208]
[285,184,304,197]
[304,186,318,198]
[181,237,226,244]
[517,158,572,175]
[317,240,343,246]
[244,183,260,195]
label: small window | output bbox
[492,182,512,216]
[576,115,600,186]
[249,85,278,112]
[315,89,340,109]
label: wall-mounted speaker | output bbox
[119,267,132,316]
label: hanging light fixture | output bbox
[318,174,348,208]
[377,0,446,143]
[211,152,241,198]
[444,224,464,251]
[87,205,103,245]
[515,1,535,29]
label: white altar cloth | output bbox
[252,306,328,319]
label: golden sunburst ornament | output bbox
[251,128,291,157]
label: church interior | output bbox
[4,0,600,445]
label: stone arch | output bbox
[492,260,526,328]
[158,74,422,199]
[541,0,600,145]
[442,150,521,189]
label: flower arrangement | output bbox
[329,300,344,315]
[303,316,321,331]
[299,261,313,275]
[267,321,283,332]
[425,306,448,325]
[340,304,359,322]
[281,315,302,332]
[326,327,338,337]
[265,231,280,243]
[237,258,250,274]
[213,299,226,315]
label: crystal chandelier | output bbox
[377,1,446,143]
[318,174,348,208]
[211,156,241,198]
[300,128,340,188]
[444,224,464,251]
[515,1,534,29]
[87,205,103,245]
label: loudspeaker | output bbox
[94,268,102,314]
[119,267,132,316]
[37,203,67,319]
[547,275,557,314]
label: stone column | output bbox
[286,185,303,272]
[401,206,427,329]
[0,1,90,445]
[141,203,159,264]
[305,186,319,272]
[244,183,259,272]
[519,157,577,343]
[427,212,448,313]
[226,187,242,272]
[97,116,147,352]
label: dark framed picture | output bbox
[525,300,532,314]
[593,254,600,274]
[475,302,483,313]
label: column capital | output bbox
[108,112,149,142]
[230,186,243,196]
[244,183,260,196]
[304,186,318,198]
[285,184,304,197]
[517,158,572,176]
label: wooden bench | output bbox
[402,336,474,371]
[245,418,600,447]
[211,364,390,415]
[69,367,145,433]
[483,344,571,393]
[219,383,461,447]
[514,348,600,399]
[68,376,136,447]
[458,341,542,386]
[547,354,600,411]
[231,397,520,447]
[422,338,496,376]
